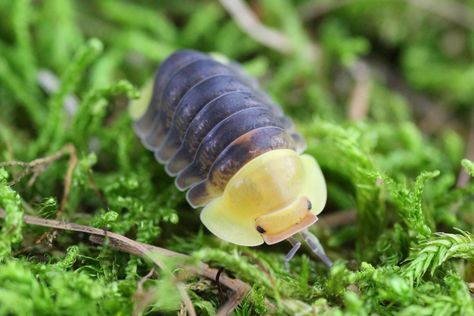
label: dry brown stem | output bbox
[132,267,157,316]
[0,144,77,214]
[347,61,371,121]
[319,209,357,228]
[1,144,78,249]
[0,208,250,316]
[219,0,293,54]
[219,0,319,60]
[90,236,250,316]
[58,144,77,216]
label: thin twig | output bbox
[136,268,156,293]
[347,61,372,121]
[219,0,320,61]
[132,275,194,316]
[58,144,77,216]
[0,146,71,169]
[0,208,250,316]
[215,267,225,305]
[219,0,293,54]
[6,144,79,246]
[1,144,78,250]
[91,235,250,316]
[132,286,158,316]
[0,144,77,197]
[0,207,194,315]
[178,283,196,316]
[0,208,166,268]
[318,209,357,228]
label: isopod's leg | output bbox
[284,237,302,271]
[300,229,333,267]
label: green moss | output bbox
[0,169,24,259]
[0,0,473,314]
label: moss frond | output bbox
[402,230,474,284]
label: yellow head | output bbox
[200,149,327,246]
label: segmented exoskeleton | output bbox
[131,50,331,266]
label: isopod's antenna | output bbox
[284,229,333,269]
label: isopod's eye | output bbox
[256,226,266,234]
[307,200,312,211]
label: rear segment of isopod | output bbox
[133,50,208,138]
[142,58,238,150]
[131,50,327,251]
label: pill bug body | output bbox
[131,50,327,247]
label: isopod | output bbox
[130,50,331,266]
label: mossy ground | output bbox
[0,0,473,315]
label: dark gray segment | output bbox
[165,92,269,175]
[175,107,286,189]
[208,126,296,189]
[142,59,236,150]
[133,50,208,137]
[133,49,307,209]
[154,75,257,162]
[186,126,296,207]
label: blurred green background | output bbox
[0,0,473,315]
